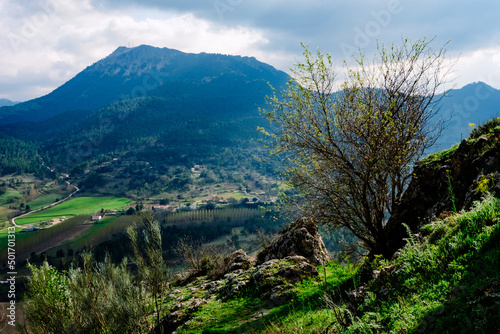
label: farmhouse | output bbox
[153,205,176,212]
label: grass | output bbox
[421,143,459,165]
[25,193,66,211]
[15,197,132,225]
[0,226,23,234]
[175,262,357,334]
[68,215,135,250]
[0,188,22,206]
[469,117,500,139]
[171,194,500,333]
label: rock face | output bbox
[257,217,329,266]
[385,128,500,256]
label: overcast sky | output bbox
[1,0,499,101]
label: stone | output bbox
[269,291,290,306]
[223,249,254,274]
[385,134,500,257]
[257,217,329,266]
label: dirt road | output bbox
[9,183,80,228]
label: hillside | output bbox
[18,119,500,333]
[433,82,500,151]
[0,45,289,202]
[0,45,289,125]
[147,119,500,333]
[0,99,17,108]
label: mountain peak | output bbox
[458,81,497,92]
[109,44,182,58]
[0,45,289,124]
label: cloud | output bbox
[0,0,270,101]
[91,0,500,56]
[0,0,500,101]
[453,46,500,90]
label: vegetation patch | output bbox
[25,193,68,211]
[15,196,131,225]
[420,143,459,165]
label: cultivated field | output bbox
[14,197,132,225]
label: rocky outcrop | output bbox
[155,216,332,332]
[156,249,320,333]
[257,217,329,265]
[220,254,318,299]
[153,298,205,334]
[223,249,254,273]
[385,127,500,256]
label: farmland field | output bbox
[0,226,33,245]
[15,197,132,225]
[68,215,136,250]
[0,215,90,265]
[25,192,67,211]
[0,207,14,228]
[0,189,22,206]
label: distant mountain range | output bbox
[0,45,290,195]
[434,82,500,151]
[0,99,18,107]
[0,45,288,124]
[0,44,499,195]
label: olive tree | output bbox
[262,38,450,258]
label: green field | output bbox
[0,226,36,246]
[0,189,22,206]
[15,197,132,225]
[0,227,22,237]
[0,207,14,227]
[26,193,66,211]
[68,215,135,250]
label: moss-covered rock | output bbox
[257,217,329,266]
[385,127,500,256]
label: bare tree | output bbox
[262,38,450,258]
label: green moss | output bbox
[469,117,500,139]
[420,143,459,165]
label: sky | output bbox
[1,0,500,102]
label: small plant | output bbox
[469,117,500,139]
[127,211,171,328]
[446,170,457,213]
[174,236,230,277]
[475,174,493,194]
[20,261,71,334]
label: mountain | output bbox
[0,45,289,124]
[433,81,500,151]
[0,98,17,107]
[0,45,289,198]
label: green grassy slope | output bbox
[175,194,499,333]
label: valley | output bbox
[0,46,288,273]
[0,43,499,333]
